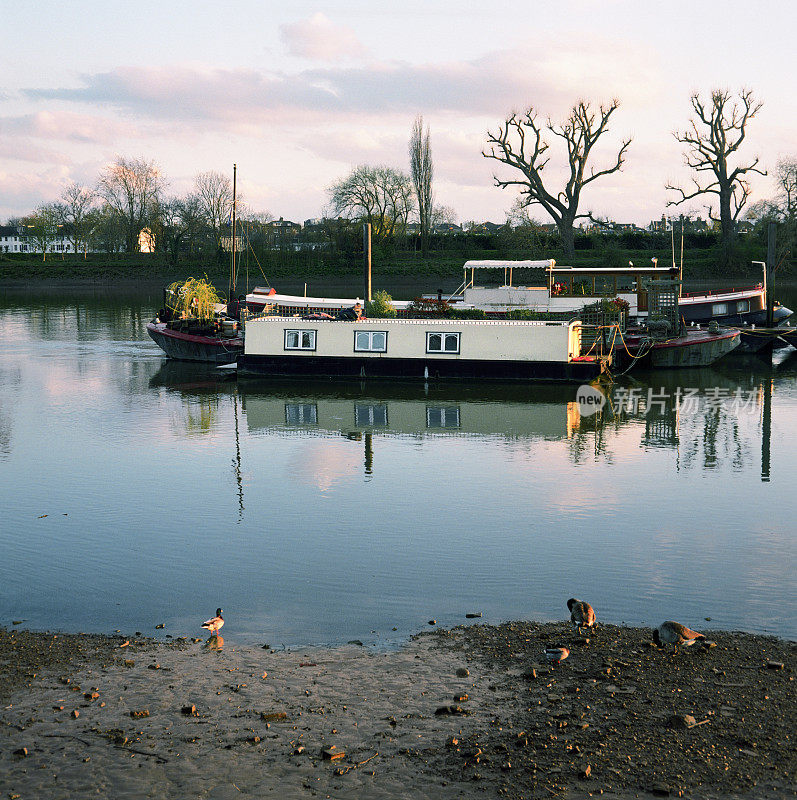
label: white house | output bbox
[0,224,74,254]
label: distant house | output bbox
[220,234,244,253]
[648,215,669,233]
[302,218,326,235]
[468,221,504,234]
[0,225,27,253]
[0,223,75,254]
[432,223,463,235]
[649,215,711,234]
[267,217,302,236]
[581,220,612,234]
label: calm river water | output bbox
[0,283,795,646]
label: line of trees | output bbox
[11,159,274,265]
[8,88,795,273]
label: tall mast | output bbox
[230,163,237,297]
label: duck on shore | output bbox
[201,608,224,636]
[543,646,570,665]
[653,621,705,653]
[567,598,596,635]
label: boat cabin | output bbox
[238,316,603,382]
[459,260,679,319]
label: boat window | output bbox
[595,275,616,296]
[736,299,750,313]
[426,332,461,354]
[711,303,729,316]
[354,330,387,352]
[284,329,317,350]
[572,278,593,296]
[285,404,318,425]
[427,406,461,428]
[355,404,388,427]
[617,275,636,292]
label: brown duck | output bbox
[653,621,705,653]
[567,598,596,635]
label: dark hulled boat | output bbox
[146,317,243,364]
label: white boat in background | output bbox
[245,287,413,317]
[452,259,792,327]
[245,259,791,330]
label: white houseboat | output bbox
[455,259,792,326]
[237,316,605,383]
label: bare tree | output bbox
[87,204,125,254]
[775,157,796,220]
[329,165,414,241]
[193,170,235,252]
[22,203,61,261]
[409,116,434,255]
[484,100,631,257]
[431,204,458,228]
[98,156,165,253]
[151,196,203,267]
[56,182,96,255]
[667,89,765,264]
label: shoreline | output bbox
[2,622,793,799]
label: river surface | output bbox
[1,283,795,646]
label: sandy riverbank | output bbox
[1,622,794,799]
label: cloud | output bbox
[0,110,140,146]
[24,38,660,128]
[0,166,72,219]
[280,13,369,62]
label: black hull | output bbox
[147,322,243,364]
[237,354,603,383]
[679,302,792,327]
[616,330,740,368]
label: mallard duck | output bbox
[543,646,570,665]
[653,621,704,653]
[567,598,596,635]
[201,608,224,636]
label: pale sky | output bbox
[1,0,794,226]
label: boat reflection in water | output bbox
[150,350,795,487]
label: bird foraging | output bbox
[567,598,596,635]
[653,621,705,653]
[201,608,224,636]
[543,646,570,665]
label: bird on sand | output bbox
[653,621,705,653]
[543,646,570,665]
[567,598,596,635]
[201,608,224,636]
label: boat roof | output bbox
[548,266,677,275]
[246,291,413,310]
[463,260,554,270]
[462,260,677,275]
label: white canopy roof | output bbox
[463,260,555,270]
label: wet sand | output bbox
[1,623,794,799]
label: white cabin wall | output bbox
[244,318,575,363]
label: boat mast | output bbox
[230,163,237,298]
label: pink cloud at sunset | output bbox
[1,3,793,225]
[280,12,369,62]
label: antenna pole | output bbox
[766,221,776,327]
[670,220,676,270]
[679,221,684,296]
[230,163,237,297]
[363,223,372,302]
